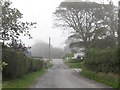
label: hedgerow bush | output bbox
[84,48,118,74]
[68,59,83,63]
[80,68,118,88]
[2,48,44,80]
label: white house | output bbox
[73,52,85,59]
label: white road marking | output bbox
[75,68,82,72]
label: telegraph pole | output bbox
[49,37,51,61]
[118,1,120,48]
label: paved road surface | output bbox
[31,59,111,88]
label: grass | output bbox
[64,59,84,68]
[80,68,119,89]
[64,59,119,89]
[2,68,45,89]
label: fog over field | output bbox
[31,41,71,59]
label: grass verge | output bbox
[64,59,84,68]
[64,59,119,89]
[80,68,118,89]
[2,68,45,89]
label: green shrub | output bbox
[2,48,44,80]
[65,59,84,68]
[68,59,83,63]
[80,69,118,88]
[84,48,118,74]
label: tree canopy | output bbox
[54,1,118,51]
[1,1,36,48]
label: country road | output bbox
[31,59,111,88]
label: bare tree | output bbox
[53,1,117,50]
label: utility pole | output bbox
[118,1,120,48]
[49,37,51,61]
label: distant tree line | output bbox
[31,42,64,59]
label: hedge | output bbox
[84,48,118,74]
[2,48,44,79]
[80,68,118,88]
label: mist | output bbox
[31,41,65,59]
